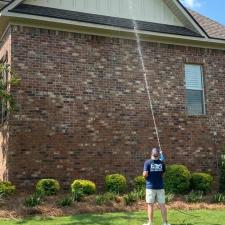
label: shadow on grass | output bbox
[15,217,55,225]
[14,213,143,225]
[11,213,224,225]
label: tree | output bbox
[0,63,20,123]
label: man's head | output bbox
[151,148,160,159]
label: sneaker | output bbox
[163,223,171,225]
[143,222,153,225]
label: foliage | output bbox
[123,188,146,206]
[71,179,96,195]
[71,189,85,202]
[58,189,85,207]
[133,176,145,190]
[185,191,203,203]
[220,147,225,193]
[24,193,42,208]
[36,179,60,196]
[165,192,175,203]
[164,164,191,194]
[95,192,117,206]
[0,181,16,197]
[57,196,73,207]
[211,193,225,204]
[0,64,20,114]
[123,191,139,205]
[133,188,145,200]
[190,173,213,193]
[105,174,127,194]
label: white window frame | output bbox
[184,64,206,116]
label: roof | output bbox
[0,0,13,8]
[10,4,202,38]
[189,9,225,40]
[1,0,225,41]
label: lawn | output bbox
[1,210,225,225]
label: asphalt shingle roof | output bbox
[2,0,225,40]
[11,4,203,38]
[189,9,225,40]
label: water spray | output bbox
[128,0,162,152]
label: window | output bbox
[185,64,205,115]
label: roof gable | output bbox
[11,3,202,38]
[1,0,225,44]
[24,0,184,27]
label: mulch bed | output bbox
[0,193,225,219]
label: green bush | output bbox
[165,192,175,203]
[105,174,127,194]
[95,192,117,206]
[164,165,191,194]
[0,181,16,197]
[24,194,42,208]
[185,191,203,203]
[57,196,73,207]
[71,179,96,195]
[124,191,139,205]
[134,176,145,190]
[220,149,225,193]
[211,193,225,203]
[36,179,60,196]
[133,188,145,200]
[71,189,85,202]
[191,173,213,193]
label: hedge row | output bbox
[164,165,213,194]
[33,174,127,196]
[0,166,213,198]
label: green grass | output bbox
[1,210,225,225]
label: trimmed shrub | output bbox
[185,191,203,203]
[164,165,191,194]
[134,176,145,190]
[36,179,60,196]
[105,174,127,194]
[71,179,96,195]
[0,181,16,197]
[191,173,213,193]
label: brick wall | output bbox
[6,24,225,189]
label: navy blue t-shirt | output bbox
[143,159,165,190]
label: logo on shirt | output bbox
[150,163,163,172]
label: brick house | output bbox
[0,0,225,189]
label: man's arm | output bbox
[143,161,149,178]
[143,170,148,178]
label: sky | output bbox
[180,0,225,25]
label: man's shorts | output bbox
[146,189,165,204]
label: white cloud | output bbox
[180,0,202,9]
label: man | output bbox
[143,148,170,225]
